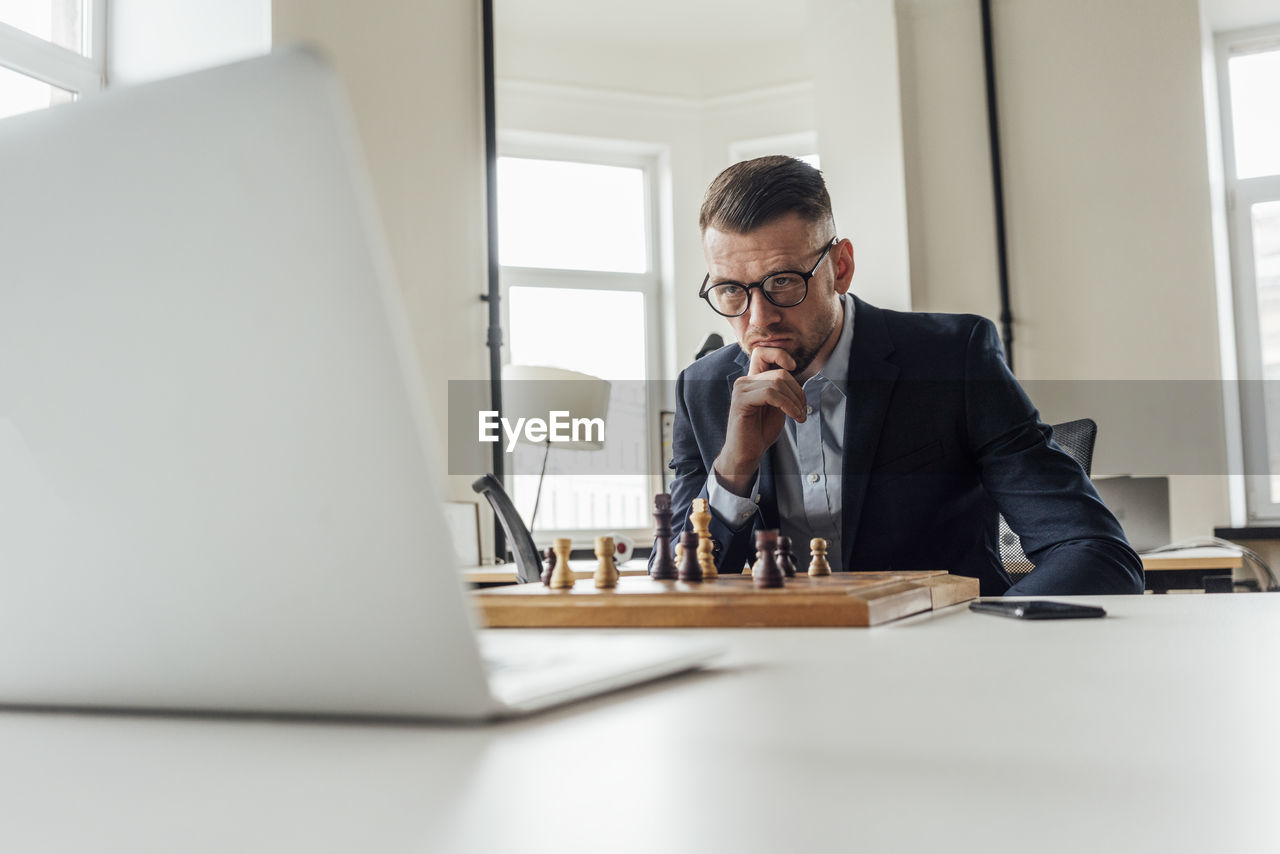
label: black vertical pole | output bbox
[980,0,1015,371]
[481,0,506,562]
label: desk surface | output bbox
[1140,545,1245,571]
[1,594,1276,854]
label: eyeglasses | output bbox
[698,239,837,318]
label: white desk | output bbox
[1,594,1276,853]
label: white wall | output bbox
[898,0,1231,540]
[897,0,1002,320]
[107,0,270,85]
[272,0,493,539]
[809,0,913,311]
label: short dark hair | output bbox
[698,155,833,234]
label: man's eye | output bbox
[717,284,744,296]
[766,275,801,290]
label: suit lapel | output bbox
[841,298,899,571]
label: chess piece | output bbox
[807,538,831,577]
[677,531,702,582]
[751,529,784,589]
[540,545,556,586]
[593,535,619,589]
[650,493,678,580]
[549,537,575,589]
[775,535,797,578]
[690,498,717,580]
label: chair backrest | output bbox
[999,418,1098,583]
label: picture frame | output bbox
[443,500,483,567]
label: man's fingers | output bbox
[733,374,807,421]
[748,346,796,376]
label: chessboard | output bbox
[474,570,978,628]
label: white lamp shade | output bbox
[500,365,611,450]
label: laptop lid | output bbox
[0,49,500,718]
[1093,476,1172,553]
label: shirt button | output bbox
[753,494,760,503]
[806,405,815,416]
[807,473,820,483]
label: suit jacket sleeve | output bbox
[963,318,1144,595]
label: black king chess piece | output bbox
[650,493,678,580]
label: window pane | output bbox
[498,157,648,273]
[1229,48,1280,180]
[507,286,650,531]
[0,0,83,54]
[1248,201,1280,501]
[0,64,72,119]
[508,286,646,381]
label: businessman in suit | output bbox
[664,156,1142,596]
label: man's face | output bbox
[702,212,854,377]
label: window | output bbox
[0,0,104,120]
[1219,27,1280,519]
[496,145,664,539]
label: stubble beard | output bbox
[786,302,843,378]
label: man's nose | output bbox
[747,290,784,327]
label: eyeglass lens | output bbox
[705,274,807,316]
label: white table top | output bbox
[2,593,1277,853]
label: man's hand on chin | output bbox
[712,345,808,497]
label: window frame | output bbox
[496,134,667,545]
[1217,24,1280,521]
[0,0,106,108]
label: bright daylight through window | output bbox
[497,154,658,534]
[0,0,101,120]
[1220,33,1280,516]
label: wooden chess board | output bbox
[474,571,979,628]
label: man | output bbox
[662,156,1142,596]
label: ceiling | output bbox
[1204,0,1280,31]
[493,0,809,98]
[494,0,1280,99]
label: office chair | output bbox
[695,333,724,360]
[999,418,1098,584]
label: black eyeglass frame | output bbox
[698,239,838,318]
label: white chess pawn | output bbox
[807,538,831,577]
[549,537,576,589]
[593,536,619,589]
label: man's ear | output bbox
[833,239,855,295]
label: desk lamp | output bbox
[500,364,611,533]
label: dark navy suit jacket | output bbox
[660,297,1143,596]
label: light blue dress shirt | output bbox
[707,294,854,572]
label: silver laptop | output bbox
[0,48,717,721]
[1092,476,1172,553]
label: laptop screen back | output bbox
[0,50,492,718]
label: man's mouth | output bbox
[751,337,792,349]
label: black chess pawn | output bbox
[677,530,702,583]
[540,545,556,586]
[775,535,798,578]
[752,529,784,589]
[650,493,678,580]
